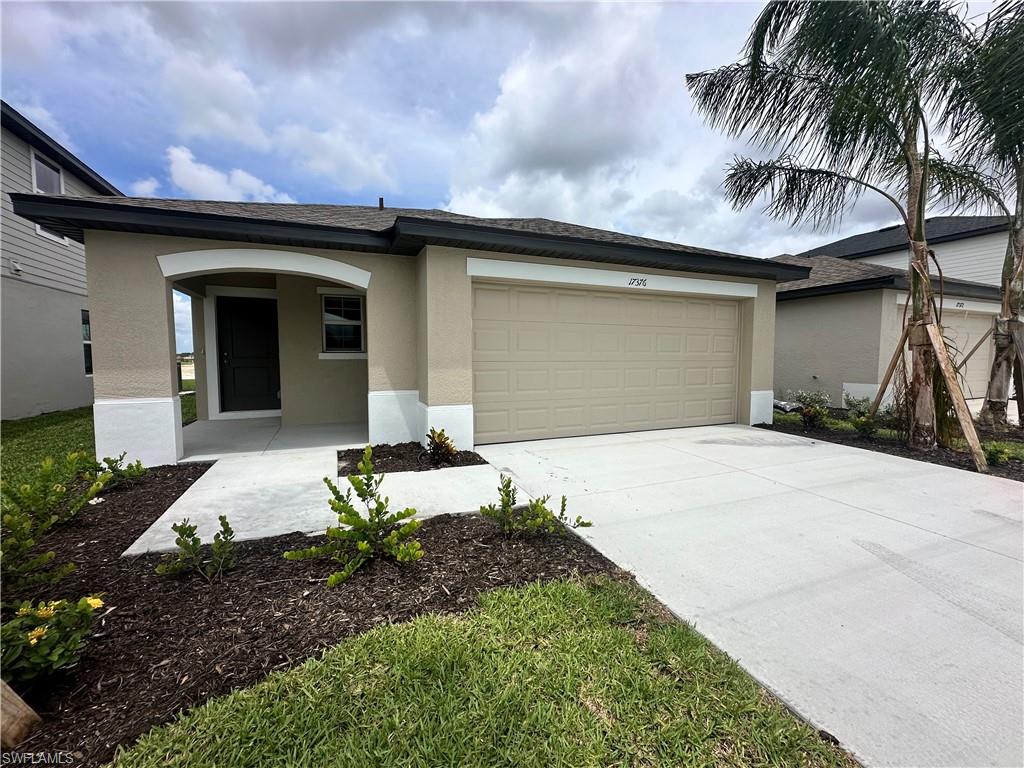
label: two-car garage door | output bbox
[472,282,740,444]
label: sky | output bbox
[3,1,917,352]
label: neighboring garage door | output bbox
[943,311,995,399]
[472,282,739,444]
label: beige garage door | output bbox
[472,282,740,443]
[943,311,995,399]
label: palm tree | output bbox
[942,1,1024,426]
[686,0,987,458]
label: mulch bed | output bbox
[6,467,617,767]
[764,422,1024,482]
[338,441,488,474]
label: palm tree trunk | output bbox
[906,145,937,450]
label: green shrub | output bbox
[426,427,458,466]
[283,446,423,586]
[843,392,872,418]
[155,516,236,582]
[481,474,591,536]
[1,596,104,684]
[0,453,109,594]
[799,406,828,431]
[84,451,147,490]
[849,414,878,437]
[983,443,1012,466]
[786,389,831,411]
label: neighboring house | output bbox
[797,215,1010,287]
[771,253,1001,405]
[1,101,122,419]
[9,194,806,466]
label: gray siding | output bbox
[859,231,1008,287]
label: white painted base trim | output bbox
[94,397,183,467]
[418,402,474,450]
[748,390,774,425]
[368,390,420,444]
[843,382,892,406]
[467,257,758,298]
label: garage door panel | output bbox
[473,284,739,443]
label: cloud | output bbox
[276,124,392,192]
[172,290,192,353]
[129,177,160,197]
[14,103,75,150]
[166,146,294,202]
[163,54,268,149]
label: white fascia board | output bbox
[466,258,757,298]
[894,291,1000,315]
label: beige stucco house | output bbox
[772,253,1002,406]
[10,194,806,466]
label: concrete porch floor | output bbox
[182,417,368,461]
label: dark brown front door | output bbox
[217,296,280,412]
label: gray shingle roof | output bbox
[797,216,1008,260]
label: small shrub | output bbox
[155,516,236,582]
[426,427,458,466]
[849,414,878,437]
[283,446,422,585]
[843,392,872,418]
[1,596,104,684]
[0,454,109,593]
[481,474,591,536]
[799,406,828,431]
[84,451,147,490]
[785,389,832,411]
[983,443,1012,466]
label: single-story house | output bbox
[771,253,1002,405]
[9,194,806,466]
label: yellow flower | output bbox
[15,605,33,617]
[85,597,104,610]
[26,627,47,646]
[34,606,55,619]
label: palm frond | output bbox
[927,157,1010,216]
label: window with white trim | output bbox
[31,150,67,243]
[322,295,365,352]
[81,309,93,375]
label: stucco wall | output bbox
[774,290,884,405]
[276,274,368,426]
[1,277,94,418]
[417,246,474,406]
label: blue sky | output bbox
[3,1,919,352]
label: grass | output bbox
[113,577,854,768]
[2,382,197,489]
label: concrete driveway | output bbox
[477,425,1023,768]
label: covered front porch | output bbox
[181,417,367,461]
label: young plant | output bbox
[0,454,109,594]
[1,596,104,684]
[481,474,591,536]
[843,392,872,418]
[84,452,147,490]
[849,414,878,437]
[983,443,1012,466]
[426,427,458,466]
[155,515,236,582]
[283,446,423,585]
[786,389,832,411]
[799,406,828,431]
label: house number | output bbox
[627,277,648,287]
[955,301,965,308]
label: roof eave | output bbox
[779,274,1001,302]
[829,223,1010,260]
[1,102,122,197]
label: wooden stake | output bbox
[1,680,41,749]
[869,324,910,418]
[1010,320,1024,426]
[955,326,993,372]
[925,322,988,472]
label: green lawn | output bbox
[113,578,854,768]
[2,384,197,489]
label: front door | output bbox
[217,296,281,412]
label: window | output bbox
[322,295,365,352]
[82,310,92,375]
[31,150,67,243]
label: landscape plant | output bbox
[849,414,879,437]
[1,596,104,684]
[481,474,591,536]
[85,451,147,490]
[799,406,828,431]
[425,427,458,465]
[283,446,423,585]
[982,443,1012,466]
[843,392,873,418]
[155,515,236,582]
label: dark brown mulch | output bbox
[338,441,488,474]
[763,422,1024,482]
[7,468,617,768]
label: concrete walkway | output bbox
[477,425,1023,768]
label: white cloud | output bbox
[129,177,160,197]
[276,124,392,192]
[14,103,75,150]
[163,54,268,149]
[166,146,294,202]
